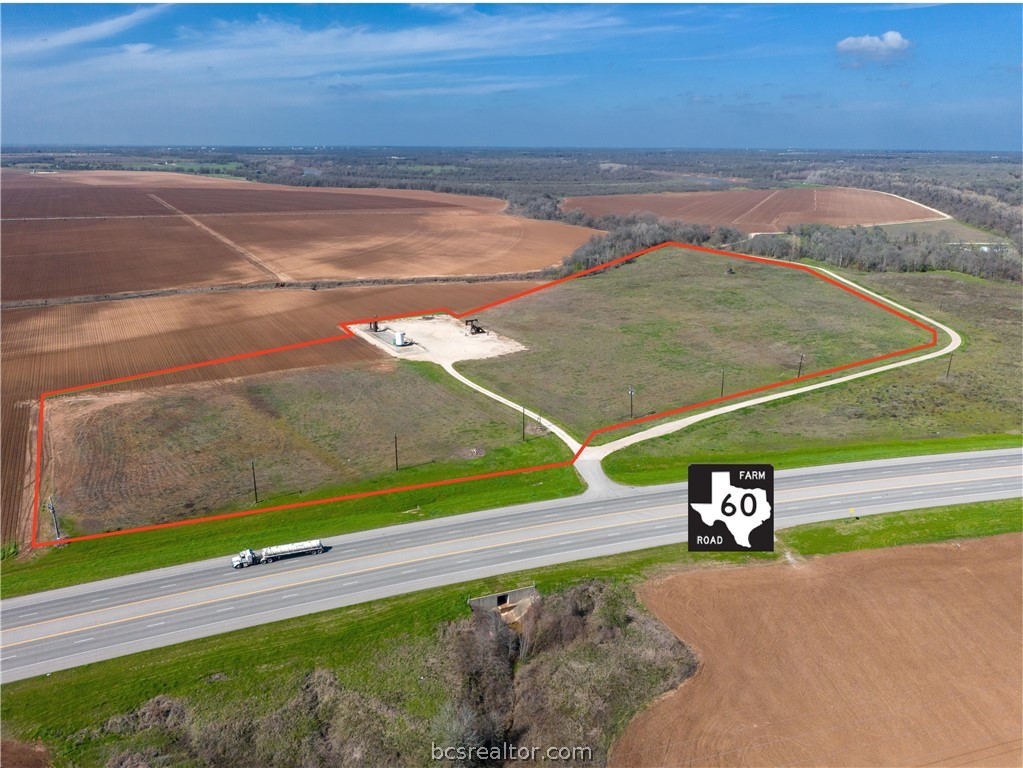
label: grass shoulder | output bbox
[0,547,764,767]
[604,434,1019,485]
[778,497,1021,555]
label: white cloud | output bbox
[836,30,913,64]
[856,4,944,11]
[4,5,169,56]
[121,43,155,56]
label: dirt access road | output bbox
[612,534,1022,767]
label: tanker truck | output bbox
[231,540,324,569]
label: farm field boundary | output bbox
[564,186,948,234]
[0,271,551,310]
[28,242,940,548]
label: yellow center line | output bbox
[6,501,685,633]
[2,511,685,649]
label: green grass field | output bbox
[878,218,1010,244]
[3,499,1017,767]
[778,498,1022,554]
[604,268,1021,484]
[41,360,560,537]
[458,246,933,444]
[126,161,244,173]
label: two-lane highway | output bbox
[2,449,1019,683]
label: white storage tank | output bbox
[395,330,406,346]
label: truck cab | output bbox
[231,549,258,569]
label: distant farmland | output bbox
[1,217,268,302]
[193,210,591,283]
[1,170,600,302]
[563,187,945,233]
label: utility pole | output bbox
[522,406,526,441]
[797,353,805,379]
[47,496,62,539]
[945,354,954,380]
[394,434,399,471]
[720,370,725,398]
[251,460,259,504]
[629,386,635,419]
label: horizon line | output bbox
[3,145,1021,155]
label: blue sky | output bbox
[2,3,1020,150]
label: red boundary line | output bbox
[30,242,938,547]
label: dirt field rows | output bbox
[564,187,943,233]
[0,171,172,218]
[1,171,598,301]
[1,281,537,547]
[151,186,455,215]
[612,534,1022,767]
[2,169,506,210]
[1,217,267,301]
[195,209,591,281]
[1,170,480,217]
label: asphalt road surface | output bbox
[2,449,1019,683]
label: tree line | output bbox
[554,214,742,276]
[803,169,1023,253]
[503,188,1021,283]
[735,224,1021,283]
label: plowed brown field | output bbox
[1,171,598,300]
[195,210,596,280]
[4,169,506,211]
[564,187,944,233]
[1,217,267,302]
[611,534,1023,768]
[151,186,455,215]
[0,170,483,218]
